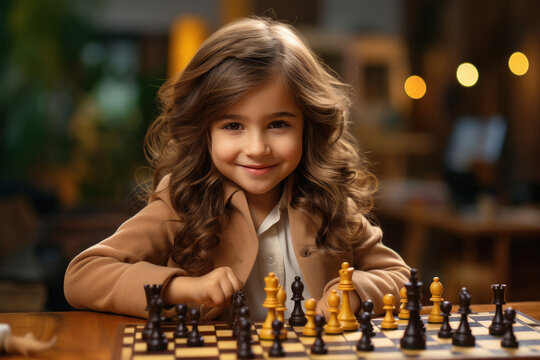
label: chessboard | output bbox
[113,310,540,360]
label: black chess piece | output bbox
[147,316,168,351]
[400,268,426,350]
[362,300,376,338]
[356,312,374,351]
[236,316,255,359]
[238,306,253,344]
[489,284,506,336]
[232,293,245,337]
[501,307,519,348]
[269,320,286,357]
[187,308,204,346]
[452,287,475,347]
[146,294,168,351]
[174,304,189,338]
[143,284,163,340]
[438,300,454,338]
[311,315,328,354]
[289,276,307,326]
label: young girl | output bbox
[64,17,409,320]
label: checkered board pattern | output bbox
[113,311,540,360]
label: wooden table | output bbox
[1,302,539,360]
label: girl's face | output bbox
[210,76,304,200]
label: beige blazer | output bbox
[64,175,409,319]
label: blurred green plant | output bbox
[0,0,152,206]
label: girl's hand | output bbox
[163,267,243,308]
[192,267,243,307]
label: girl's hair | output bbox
[145,16,377,276]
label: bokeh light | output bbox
[508,52,529,76]
[404,75,427,99]
[456,62,479,87]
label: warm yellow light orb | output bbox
[508,52,529,76]
[404,75,427,99]
[456,63,479,87]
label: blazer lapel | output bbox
[213,181,259,285]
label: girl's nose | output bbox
[245,132,270,157]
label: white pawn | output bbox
[302,298,317,336]
[324,289,343,334]
[380,294,398,330]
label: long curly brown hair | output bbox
[144,17,377,276]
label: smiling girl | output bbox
[64,17,409,320]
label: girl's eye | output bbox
[269,120,289,129]
[223,122,242,131]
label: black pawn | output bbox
[174,304,189,338]
[268,320,286,357]
[147,316,168,351]
[238,306,253,344]
[501,307,519,348]
[236,317,255,359]
[452,287,475,347]
[289,276,307,326]
[232,293,245,337]
[362,300,376,338]
[489,284,506,336]
[187,308,204,346]
[356,312,374,352]
[438,300,454,338]
[311,315,328,355]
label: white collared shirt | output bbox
[243,195,311,320]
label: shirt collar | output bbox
[223,177,291,235]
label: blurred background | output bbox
[1,0,539,312]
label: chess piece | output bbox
[428,277,444,323]
[236,316,255,359]
[302,298,317,336]
[381,294,398,330]
[337,262,359,331]
[438,300,454,338]
[489,284,507,336]
[501,307,519,348]
[147,316,168,351]
[289,276,307,326]
[276,286,288,339]
[260,272,280,340]
[311,315,328,354]
[363,300,376,337]
[452,287,475,347]
[356,312,374,351]
[174,304,189,338]
[238,306,252,343]
[398,286,410,320]
[232,292,246,337]
[0,323,56,356]
[268,320,285,357]
[143,284,163,340]
[400,268,426,350]
[324,289,343,334]
[187,308,204,347]
[146,293,168,351]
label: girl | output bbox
[64,17,409,320]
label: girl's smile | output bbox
[240,164,277,176]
